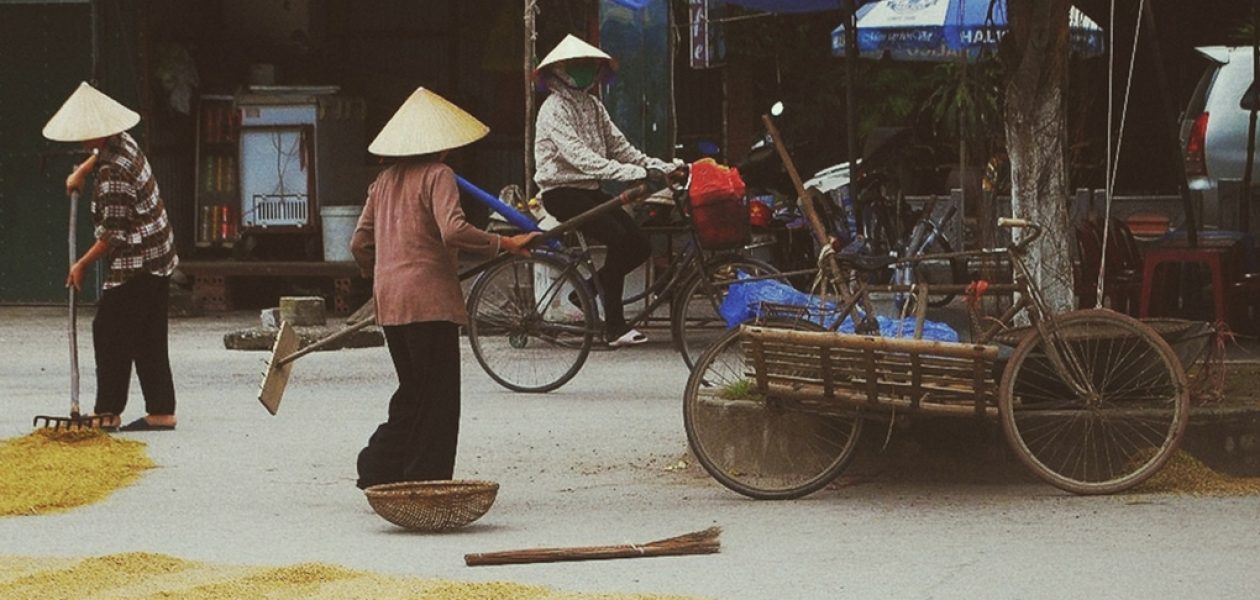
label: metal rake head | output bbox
[33,413,113,431]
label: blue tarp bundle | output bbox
[718,271,959,342]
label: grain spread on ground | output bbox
[1133,450,1260,496]
[0,429,153,516]
[0,554,707,599]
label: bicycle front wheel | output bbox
[684,321,864,500]
[466,254,596,393]
[998,309,1189,494]
[671,256,779,371]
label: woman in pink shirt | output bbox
[351,88,536,489]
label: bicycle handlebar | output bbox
[526,167,688,249]
[998,217,1043,251]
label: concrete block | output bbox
[260,307,281,329]
[279,296,326,326]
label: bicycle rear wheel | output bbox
[466,254,596,393]
[915,233,966,307]
[671,256,779,371]
[998,309,1189,494]
[684,321,864,500]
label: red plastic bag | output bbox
[688,159,749,250]
[689,158,746,205]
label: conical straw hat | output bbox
[536,34,611,71]
[43,81,140,142]
[368,87,490,157]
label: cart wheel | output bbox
[672,256,780,371]
[467,253,595,393]
[683,321,863,500]
[998,309,1189,494]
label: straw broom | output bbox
[464,527,721,566]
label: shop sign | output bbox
[689,0,725,69]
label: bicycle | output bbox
[684,217,1190,498]
[462,170,778,393]
[810,165,967,309]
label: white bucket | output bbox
[320,205,363,262]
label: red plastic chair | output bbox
[1074,218,1142,314]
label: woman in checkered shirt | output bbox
[45,82,179,432]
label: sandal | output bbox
[608,329,648,348]
[119,418,177,432]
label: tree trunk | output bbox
[1002,0,1075,314]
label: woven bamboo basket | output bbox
[364,480,498,531]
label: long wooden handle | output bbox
[65,150,97,417]
[68,190,80,416]
[277,316,376,366]
[465,527,721,567]
[761,114,831,248]
[465,542,716,566]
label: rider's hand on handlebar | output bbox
[645,167,669,189]
[500,232,540,256]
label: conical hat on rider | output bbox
[368,87,489,157]
[535,34,612,73]
[43,82,140,142]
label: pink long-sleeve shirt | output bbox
[350,160,500,326]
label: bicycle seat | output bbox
[831,252,898,273]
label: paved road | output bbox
[2,307,1257,599]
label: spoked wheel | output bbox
[683,320,864,500]
[466,253,596,393]
[890,229,965,311]
[672,256,779,371]
[998,309,1189,494]
[914,232,966,308]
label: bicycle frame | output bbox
[540,232,707,336]
[861,219,1097,399]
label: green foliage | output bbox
[918,57,1006,160]
[719,9,940,161]
[717,379,763,402]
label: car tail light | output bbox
[1185,112,1209,178]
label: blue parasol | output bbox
[831,0,1103,61]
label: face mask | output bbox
[563,63,599,89]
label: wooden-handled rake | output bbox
[34,182,111,431]
[257,301,376,415]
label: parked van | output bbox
[1180,46,1259,229]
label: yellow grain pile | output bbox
[0,429,153,516]
[1134,450,1260,496]
[0,553,707,600]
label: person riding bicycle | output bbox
[533,34,675,348]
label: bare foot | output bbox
[91,414,121,429]
[143,414,177,427]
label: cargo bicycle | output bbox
[683,217,1191,498]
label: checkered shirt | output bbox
[92,132,178,289]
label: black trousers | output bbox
[356,321,461,489]
[92,274,176,416]
[542,187,651,338]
